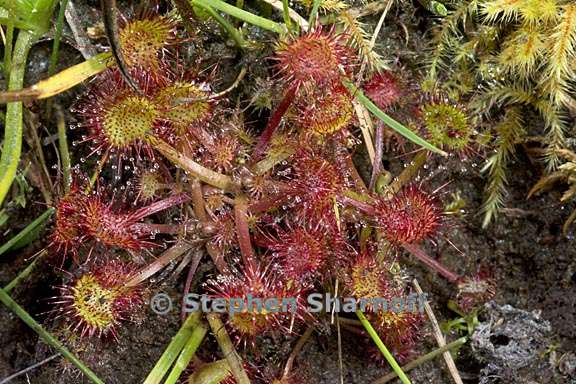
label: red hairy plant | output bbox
[50,181,189,261]
[294,84,354,135]
[264,224,331,283]
[373,185,442,244]
[153,77,213,137]
[208,264,305,344]
[456,270,497,312]
[344,250,390,306]
[251,26,355,159]
[72,68,168,163]
[362,71,403,111]
[135,170,167,202]
[198,132,244,173]
[369,289,424,362]
[202,211,237,255]
[118,8,179,73]
[74,65,221,181]
[252,26,354,158]
[50,185,88,262]
[241,171,273,201]
[79,190,189,250]
[50,261,143,338]
[287,150,348,227]
[274,26,355,91]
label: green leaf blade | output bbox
[343,79,447,156]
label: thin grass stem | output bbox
[0,288,104,384]
[356,310,412,384]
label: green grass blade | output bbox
[191,0,284,33]
[356,310,412,384]
[343,79,447,156]
[0,208,54,257]
[3,21,13,78]
[3,251,44,292]
[194,1,248,48]
[282,0,293,33]
[308,0,321,27]
[143,312,202,384]
[0,288,105,384]
[373,337,467,384]
[0,29,36,206]
[163,321,208,384]
[47,0,69,76]
[55,106,72,192]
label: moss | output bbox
[427,0,576,224]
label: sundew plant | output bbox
[0,0,572,383]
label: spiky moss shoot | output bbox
[481,0,558,25]
[363,71,403,111]
[119,15,176,72]
[274,26,355,91]
[209,265,304,343]
[266,226,330,282]
[155,82,212,134]
[345,252,389,307]
[53,261,142,338]
[74,69,167,161]
[420,100,473,154]
[295,85,354,135]
[374,185,441,244]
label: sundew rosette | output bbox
[72,69,167,162]
[73,67,213,168]
[373,185,442,244]
[273,25,356,92]
[118,8,179,73]
[50,261,142,339]
[294,84,354,135]
[207,265,305,345]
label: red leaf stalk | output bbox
[128,192,189,222]
[402,243,460,283]
[234,195,257,271]
[250,85,297,163]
